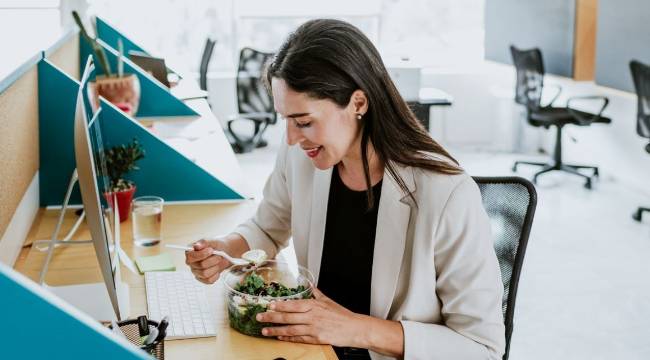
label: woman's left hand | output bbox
[256,288,367,347]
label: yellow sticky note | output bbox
[135,253,176,274]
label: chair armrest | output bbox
[542,84,562,108]
[566,95,610,125]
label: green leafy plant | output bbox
[103,139,145,192]
[72,11,114,77]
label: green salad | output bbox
[227,272,310,337]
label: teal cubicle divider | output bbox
[96,17,178,76]
[38,58,244,206]
[97,98,244,202]
[79,35,197,118]
[0,262,148,359]
[38,57,82,206]
[96,17,151,60]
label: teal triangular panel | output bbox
[98,99,244,202]
[0,263,148,359]
[38,58,83,206]
[79,34,197,117]
[96,17,149,57]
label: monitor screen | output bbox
[75,56,126,319]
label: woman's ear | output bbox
[349,89,369,116]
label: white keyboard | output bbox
[145,271,217,339]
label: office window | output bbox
[84,0,485,72]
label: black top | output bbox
[318,165,382,316]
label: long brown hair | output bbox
[265,19,462,208]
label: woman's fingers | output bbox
[269,299,317,313]
[261,325,312,337]
[257,311,309,324]
[191,264,221,280]
[185,245,214,265]
[277,335,319,344]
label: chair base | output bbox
[633,207,650,222]
[512,161,598,189]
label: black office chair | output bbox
[178,38,215,102]
[199,38,217,92]
[630,60,650,222]
[473,176,537,360]
[510,46,611,189]
[226,47,276,153]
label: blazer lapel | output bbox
[370,165,416,319]
[307,167,333,283]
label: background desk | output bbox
[14,202,337,360]
[407,87,454,131]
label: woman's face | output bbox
[271,78,366,170]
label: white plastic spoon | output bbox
[165,244,267,266]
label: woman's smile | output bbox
[304,146,323,158]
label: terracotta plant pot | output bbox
[88,74,141,116]
[104,185,137,223]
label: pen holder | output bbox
[110,319,164,360]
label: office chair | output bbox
[630,60,650,222]
[473,176,537,360]
[226,47,276,153]
[510,46,611,189]
[199,38,217,92]
[177,38,215,102]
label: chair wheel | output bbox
[584,179,592,190]
[633,211,642,222]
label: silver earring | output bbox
[356,113,363,120]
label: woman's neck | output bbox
[338,140,384,191]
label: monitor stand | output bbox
[44,273,130,322]
[36,169,133,321]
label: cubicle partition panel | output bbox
[78,36,198,118]
[97,98,244,202]
[37,59,82,206]
[95,17,151,63]
[37,58,245,207]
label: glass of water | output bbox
[131,196,163,247]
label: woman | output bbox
[186,19,505,360]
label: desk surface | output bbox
[14,203,337,360]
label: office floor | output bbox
[235,122,650,360]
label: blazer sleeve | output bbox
[232,142,292,259]
[400,176,505,360]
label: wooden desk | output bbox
[14,203,337,360]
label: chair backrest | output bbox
[629,60,650,145]
[236,47,276,123]
[473,176,537,360]
[199,38,217,91]
[510,46,545,111]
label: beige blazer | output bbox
[234,141,506,360]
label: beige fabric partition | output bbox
[0,34,78,254]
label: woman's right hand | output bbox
[185,239,232,284]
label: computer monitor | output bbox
[128,50,171,87]
[72,56,129,321]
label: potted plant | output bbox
[72,11,140,116]
[102,139,145,222]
